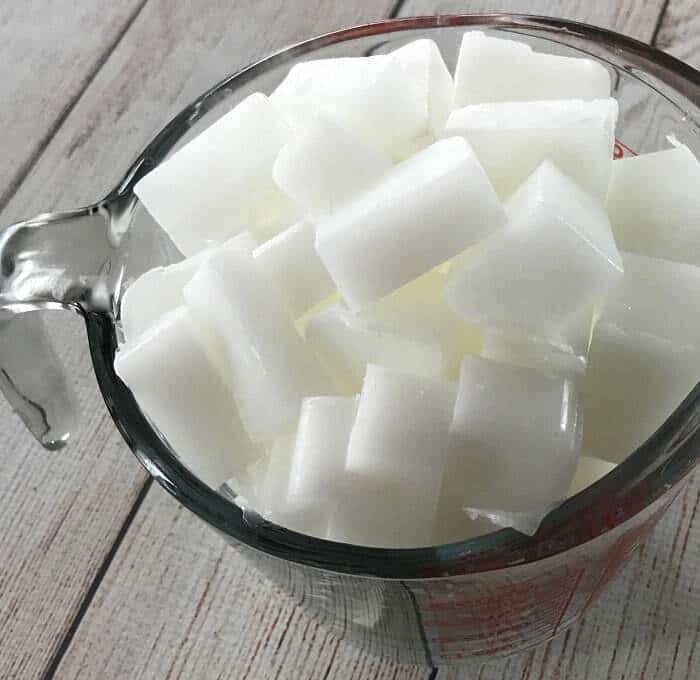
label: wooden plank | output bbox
[0,0,145,209]
[0,1,396,678]
[54,486,431,680]
[655,1,700,64]
[1,0,396,677]
[0,3,152,679]
[25,2,700,680]
[399,0,666,42]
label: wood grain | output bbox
[0,0,146,209]
[399,0,666,41]
[0,1,395,678]
[656,0,700,64]
[3,1,699,679]
[48,2,700,680]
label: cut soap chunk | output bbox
[345,364,455,504]
[444,98,617,200]
[272,116,392,219]
[583,252,700,463]
[392,38,454,136]
[480,310,593,377]
[568,456,616,496]
[271,55,427,159]
[453,31,610,107]
[306,305,443,394]
[286,396,358,516]
[443,160,623,345]
[316,137,506,309]
[332,364,456,548]
[253,221,335,318]
[120,231,256,343]
[135,93,294,255]
[114,307,260,488]
[183,248,333,441]
[444,357,582,524]
[607,143,700,267]
[362,268,483,379]
[325,474,441,548]
[238,435,329,537]
[120,251,208,345]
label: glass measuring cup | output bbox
[1,15,699,664]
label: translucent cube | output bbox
[183,248,333,441]
[120,252,208,345]
[582,253,700,463]
[316,137,506,309]
[443,160,623,344]
[286,396,358,514]
[135,93,295,255]
[271,55,428,159]
[253,221,336,318]
[445,357,582,520]
[479,310,593,378]
[392,38,454,136]
[325,475,440,548]
[607,143,700,267]
[120,232,256,343]
[361,268,483,379]
[345,365,456,508]
[453,31,610,107]
[272,116,392,220]
[305,305,443,394]
[444,98,617,200]
[114,307,261,488]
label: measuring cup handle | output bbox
[0,202,126,448]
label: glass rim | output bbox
[93,14,700,579]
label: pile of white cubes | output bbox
[115,32,700,547]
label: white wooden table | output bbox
[0,2,698,678]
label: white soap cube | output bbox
[583,253,700,463]
[272,116,393,219]
[443,160,623,344]
[568,456,616,496]
[345,365,455,506]
[120,232,257,343]
[306,305,443,393]
[392,38,454,136]
[362,268,483,379]
[271,55,428,159]
[114,307,260,488]
[250,435,296,518]
[286,396,358,513]
[183,248,333,441]
[316,137,506,309]
[480,310,593,377]
[253,221,336,318]
[446,357,582,519]
[444,98,617,200]
[120,252,208,345]
[325,474,439,548]
[453,31,610,106]
[243,436,329,535]
[607,144,700,267]
[135,93,295,254]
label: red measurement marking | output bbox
[614,139,638,159]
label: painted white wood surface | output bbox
[0,1,698,679]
